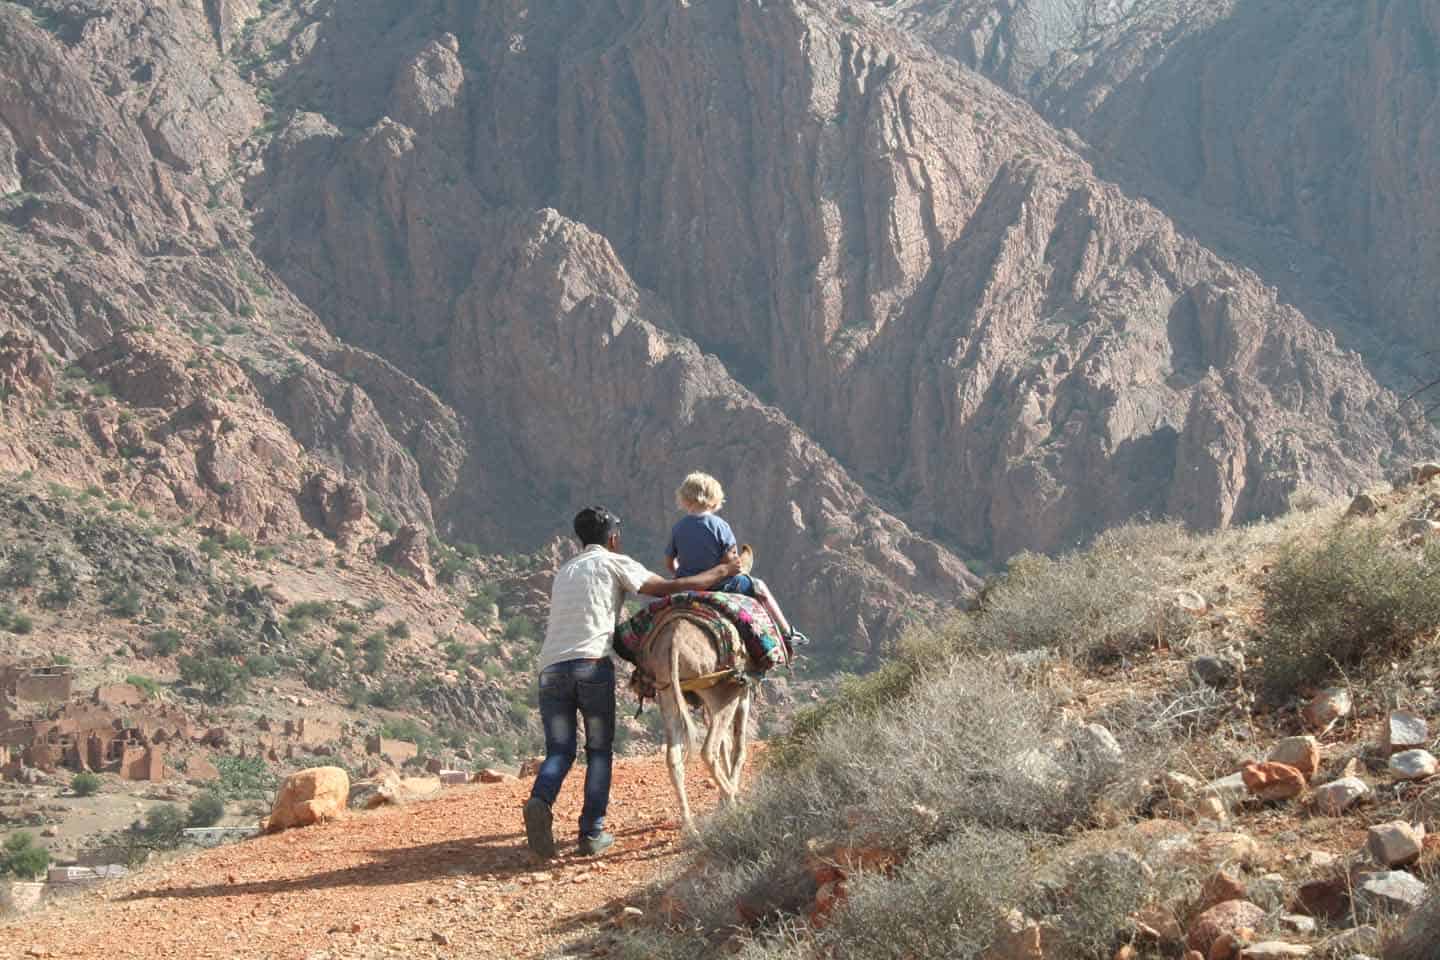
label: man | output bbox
[524,506,741,858]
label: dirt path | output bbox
[4,756,716,960]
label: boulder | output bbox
[1353,871,1429,919]
[348,772,442,809]
[517,756,543,778]
[1383,711,1429,755]
[1072,723,1125,775]
[1388,749,1438,781]
[1266,737,1319,779]
[1318,926,1380,955]
[1295,875,1350,922]
[477,768,516,784]
[1311,776,1369,815]
[1161,771,1201,798]
[1175,590,1210,616]
[1276,916,1315,935]
[1302,688,1351,730]
[1200,773,1248,812]
[1242,762,1306,802]
[1187,900,1267,955]
[263,767,349,832]
[1366,821,1425,867]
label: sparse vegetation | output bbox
[187,792,225,828]
[178,654,248,703]
[72,772,103,797]
[147,628,183,656]
[216,756,277,801]
[125,674,161,699]
[0,832,51,880]
[1258,520,1440,699]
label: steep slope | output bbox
[881,0,1440,359]
[251,0,1423,566]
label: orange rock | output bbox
[263,767,349,832]
[1199,869,1249,910]
[1241,762,1306,802]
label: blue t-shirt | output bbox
[666,513,737,578]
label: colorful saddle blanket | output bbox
[612,591,789,671]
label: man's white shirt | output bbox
[538,545,657,672]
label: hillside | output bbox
[6,483,1440,958]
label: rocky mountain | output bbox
[0,0,1435,656]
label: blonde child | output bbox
[665,472,808,647]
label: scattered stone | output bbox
[612,906,644,928]
[39,826,58,838]
[1302,688,1352,730]
[517,757,543,778]
[263,767,349,832]
[477,769,516,784]
[1242,762,1306,802]
[1187,900,1267,955]
[1366,821,1425,867]
[1277,916,1315,935]
[438,770,469,786]
[1190,655,1237,689]
[1388,749,1438,781]
[1210,932,1252,960]
[1403,518,1440,537]
[1384,711,1429,754]
[1239,944,1311,959]
[1353,871,1429,918]
[1267,737,1320,778]
[1312,776,1369,816]
[1346,493,1379,517]
[1195,796,1229,822]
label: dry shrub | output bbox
[670,655,1147,938]
[1027,849,1152,958]
[1384,887,1440,960]
[1258,522,1440,700]
[971,521,1198,664]
[814,829,1028,960]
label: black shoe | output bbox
[523,797,555,860]
[577,831,614,857]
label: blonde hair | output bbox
[676,472,725,513]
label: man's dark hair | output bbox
[573,506,620,547]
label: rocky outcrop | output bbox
[256,0,1423,571]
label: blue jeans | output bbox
[529,657,615,837]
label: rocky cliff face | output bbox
[0,0,1435,653]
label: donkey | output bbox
[636,617,754,829]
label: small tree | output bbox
[72,772,103,797]
[138,804,187,849]
[0,832,51,879]
[188,792,225,828]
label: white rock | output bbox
[1240,943,1312,959]
[1174,590,1209,616]
[1319,926,1380,955]
[1278,915,1316,935]
[1303,688,1352,729]
[1249,874,1288,912]
[1388,749,1438,781]
[1384,711,1429,754]
[1312,776,1370,815]
[1354,870,1429,917]
[1073,723,1125,774]
[1201,772,1248,811]
[1267,736,1320,777]
[1366,821,1425,867]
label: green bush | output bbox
[0,832,50,879]
[362,632,388,674]
[9,613,33,635]
[103,584,143,618]
[4,546,41,586]
[1257,522,1440,699]
[72,772,103,797]
[289,600,335,621]
[138,804,186,848]
[304,655,341,691]
[147,629,183,656]
[502,616,536,642]
[198,537,223,560]
[178,655,247,703]
[216,756,276,801]
[244,654,279,677]
[187,792,225,828]
[363,597,385,615]
[385,620,410,640]
[224,532,252,554]
[125,675,160,699]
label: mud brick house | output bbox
[366,735,419,765]
[1,663,74,704]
